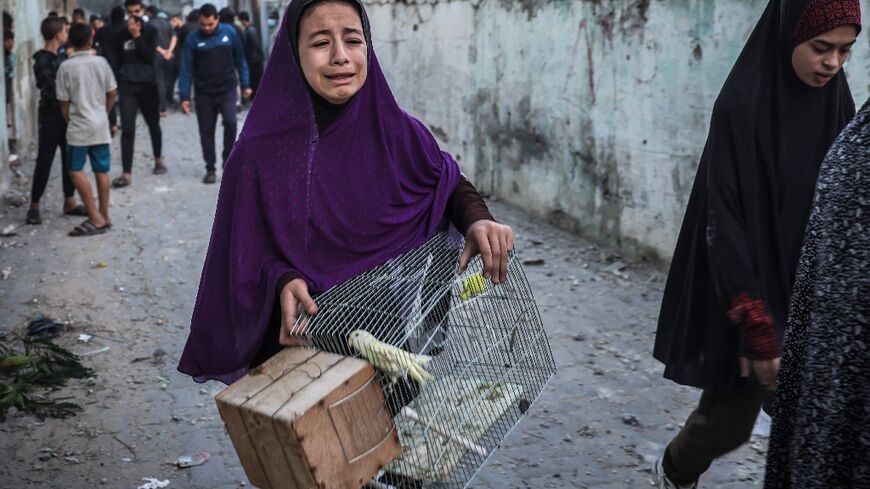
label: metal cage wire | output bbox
[290,231,556,488]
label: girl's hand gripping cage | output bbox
[289,230,556,488]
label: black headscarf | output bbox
[654,0,858,389]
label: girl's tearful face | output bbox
[298,2,368,104]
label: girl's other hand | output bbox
[458,220,514,284]
[278,278,318,346]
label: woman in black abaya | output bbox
[651,1,861,487]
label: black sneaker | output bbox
[203,171,216,184]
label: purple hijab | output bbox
[178,0,462,384]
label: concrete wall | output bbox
[0,0,74,193]
[364,0,870,261]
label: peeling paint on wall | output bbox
[0,0,63,190]
[368,0,870,261]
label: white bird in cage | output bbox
[347,329,435,388]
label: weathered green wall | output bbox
[364,0,870,260]
[0,0,72,193]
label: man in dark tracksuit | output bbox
[178,3,250,184]
[111,0,166,188]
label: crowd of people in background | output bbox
[21,0,269,235]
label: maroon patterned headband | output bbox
[794,0,862,45]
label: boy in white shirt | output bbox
[56,23,117,236]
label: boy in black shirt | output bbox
[26,16,83,225]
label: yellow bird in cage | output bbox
[459,273,488,301]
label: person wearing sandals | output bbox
[652,1,860,487]
[110,0,166,189]
[57,23,117,237]
[26,16,86,225]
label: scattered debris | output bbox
[750,440,767,455]
[599,251,620,262]
[522,258,546,266]
[26,317,64,340]
[93,261,108,269]
[2,191,27,207]
[602,261,630,279]
[76,346,110,357]
[0,224,17,237]
[175,452,210,468]
[0,334,94,421]
[82,332,125,344]
[132,347,169,364]
[137,477,170,489]
[1,268,11,280]
[518,399,531,414]
[77,334,93,343]
[621,414,641,427]
[113,435,137,460]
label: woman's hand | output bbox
[739,356,781,389]
[458,220,514,284]
[279,278,318,346]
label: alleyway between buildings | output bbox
[0,111,768,488]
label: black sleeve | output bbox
[249,27,264,59]
[32,55,53,91]
[134,27,157,63]
[445,177,495,235]
[705,102,765,306]
[705,101,779,358]
[112,32,125,69]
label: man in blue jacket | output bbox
[178,3,250,184]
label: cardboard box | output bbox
[215,347,401,489]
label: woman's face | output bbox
[298,2,367,104]
[792,25,857,87]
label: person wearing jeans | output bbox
[178,3,250,184]
[651,1,862,488]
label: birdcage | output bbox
[289,230,556,489]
